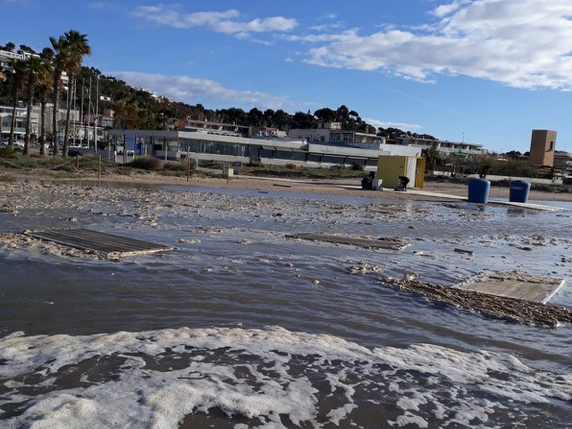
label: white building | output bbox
[107,122,420,170]
[394,135,485,157]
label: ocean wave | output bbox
[1,326,571,428]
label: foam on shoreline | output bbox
[1,327,571,428]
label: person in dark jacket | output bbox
[396,175,410,191]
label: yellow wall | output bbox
[377,156,407,188]
[376,155,426,189]
[415,157,426,188]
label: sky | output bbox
[2,0,572,154]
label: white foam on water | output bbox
[1,327,571,428]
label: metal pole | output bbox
[72,78,76,146]
[95,75,99,153]
[81,79,85,147]
[88,77,92,149]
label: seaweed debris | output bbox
[382,274,572,328]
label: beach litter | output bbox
[382,273,571,328]
[287,233,410,250]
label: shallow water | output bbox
[1,181,572,428]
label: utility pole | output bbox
[81,78,85,147]
[95,75,99,153]
[88,77,92,149]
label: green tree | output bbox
[334,105,349,124]
[1,42,15,52]
[291,111,316,129]
[37,48,54,156]
[272,109,290,131]
[314,107,336,123]
[421,144,444,171]
[113,98,140,129]
[61,30,91,158]
[23,55,43,155]
[49,33,68,157]
[5,58,27,149]
[247,108,263,127]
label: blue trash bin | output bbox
[468,178,490,204]
[509,180,531,203]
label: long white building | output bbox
[108,125,421,171]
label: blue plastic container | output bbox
[468,178,490,204]
[509,180,531,203]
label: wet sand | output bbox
[1,167,571,202]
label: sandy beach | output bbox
[1,166,571,202]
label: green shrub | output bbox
[0,147,18,159]
[163,160,186,172]
[351,163,364,171]
[245,161,262,168]
[128,155,163,171]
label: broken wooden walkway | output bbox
[384,273,571,327]
[454,271,565,304]
[25,228,172,256]
[287,233,410,251]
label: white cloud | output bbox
[281,29,359,44]
[432,0,472,18]
[112,71,290,110]
[303,0,572,90]
[131,6,297,37]
[364,118,422,132]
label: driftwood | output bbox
[287,233,410,251]
[383,274,572,328]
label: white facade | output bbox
[395,135,484,156]
[107,126,420,171]
[289,123,387,146]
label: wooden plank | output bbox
[286,233,410,251]
[25,228,172,256]
[454,271,565,304]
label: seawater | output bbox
[1,181,572,428]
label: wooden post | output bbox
[187,158,190,182]
[98,155,101,179]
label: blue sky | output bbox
[3,0,572,153]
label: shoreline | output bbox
[2,167,572,203]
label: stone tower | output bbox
[528,130,556,167]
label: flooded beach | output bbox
[1,178,572,428]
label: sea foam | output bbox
[1,326,571,428]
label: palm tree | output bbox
[61,30,91,158]
[49,34,68,157]
[6,59,27,150]
[23,55,43,155]
[37,48,54,156]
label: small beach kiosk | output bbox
[376,155,426,189]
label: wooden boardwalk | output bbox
[286,233,410,251]
[454,271,565,304]
[26,228,172,256]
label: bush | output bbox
[163,161,186,172]
[351,163,364,171]
[245,161,262,168]
[128,155,163,171]
[284,163,297,170]
[0,147,18,159]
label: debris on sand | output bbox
[347,261,383,274]
[382,274,572,328]
[287,233,410,251]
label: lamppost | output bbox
[94,75,99,153]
